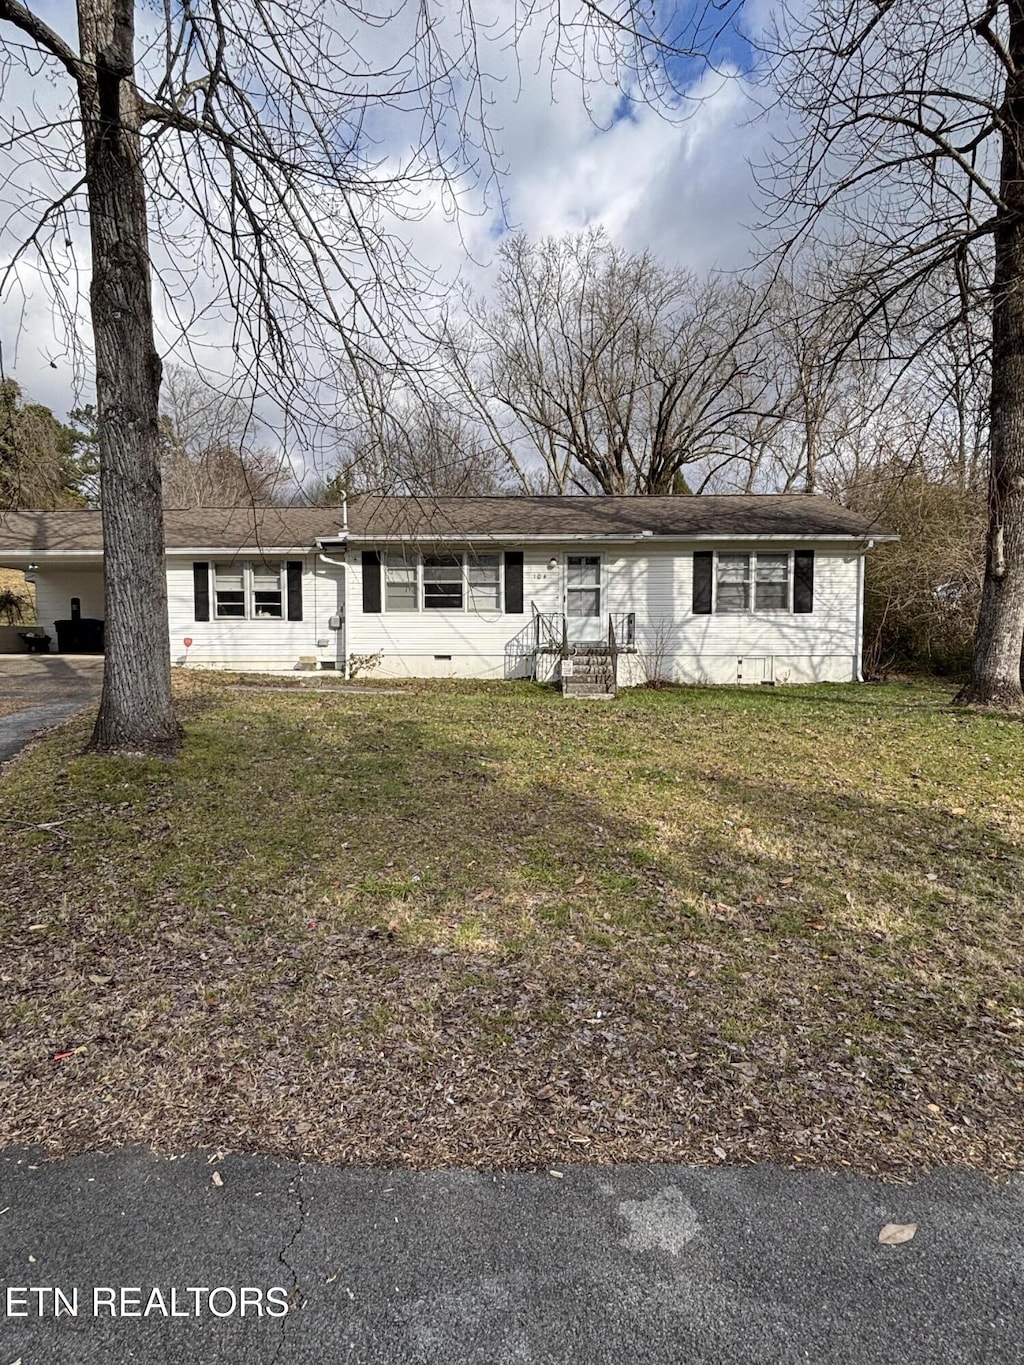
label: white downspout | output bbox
[317,543,348,678]
[855,540,872,682]
[342,556,350,680]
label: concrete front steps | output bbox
[561,647,616,699]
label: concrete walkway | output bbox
[0,655,102,763]
[0,1150,1021,1364]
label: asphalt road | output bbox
[1,1149,1021,1364]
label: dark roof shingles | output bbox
[0,495,891,554]
[345,494,885,539]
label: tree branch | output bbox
[0,1,84,83]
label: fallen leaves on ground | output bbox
[0,676,1021,1178]
[878,1223,917,1245]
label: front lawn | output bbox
[1,676,1022,1175]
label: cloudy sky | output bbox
[0,0,772,435]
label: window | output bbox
[214,564,246,618]
[252,564,283,617]
[754,553,790,611]
[379,551,505,612]
[214,561,283,619]
[713,552,793,614]
[467,553,500,610]
[715,553,750,613]
[384,553,417,612]
[566,555,601,618]
[423,553,464,610]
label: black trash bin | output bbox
[18,632,51,654]
[54,618,105,654]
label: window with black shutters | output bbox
[715,554,751,613]
[214,564,246,618]
[212,561,285,619]
[467,553,500,611]
[708,551,801,614]
[754,553,790,611]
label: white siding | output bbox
[166,555,343,671]
[346,542,863,685]
[606,545,861,685]
[349,548,561,680]
[29,541,865,685]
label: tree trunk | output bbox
[955,5,1024,709]
[77,0,182,754]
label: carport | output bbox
[0,512,105,656]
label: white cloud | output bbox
[391,44,769,297]
[0,1,774,430]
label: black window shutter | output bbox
[503,551,524,614]
[794,549,815,613]
[362,550,382,613]
[286,561,303,621]
[193,562,210,621]
[692,551,713,615]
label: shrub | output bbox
[0,585,32,626]
[847,470,985,677]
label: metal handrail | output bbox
[527,603,567,654]
[509,608,636,693]
[608,611,636,650]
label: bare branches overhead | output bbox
[764,0,1024,706]
[461,230,771,495]
[1,0,750,438]
[1,0,750,747]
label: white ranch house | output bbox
[0,496,894,692]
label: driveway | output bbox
[0,655,103,763]
[0,1151,1022,1364]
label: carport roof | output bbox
[0,495,895,557]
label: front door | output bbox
[565,555,603,645]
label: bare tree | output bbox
[766,0,1024,708]
[749,253,883,496]
[0,1,743,754]
[159,366,287,508]
[326,366,512,497]
[463,230,769,495]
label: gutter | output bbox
[1,531,900,564]
[0,550,105,564]
[324,532,897,546]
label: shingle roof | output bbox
[0,507,341,553]
[344,494,892,540]
[0,495,894,555]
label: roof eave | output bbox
[165,545,320,555]
[0,549,104,563]
[0,530,900,557]
[342,531,891,543]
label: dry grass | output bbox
[0,674,1021,1177]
